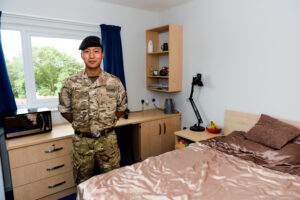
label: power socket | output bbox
[152,98,158,109]
[141,99,145,110]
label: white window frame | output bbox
[2,13,100,109]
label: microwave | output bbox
[4,108,52,139]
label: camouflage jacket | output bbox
[58,70,127,133]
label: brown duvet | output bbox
[201,131,300,176]
[77,138,300,200]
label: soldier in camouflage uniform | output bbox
[58,36,127,184]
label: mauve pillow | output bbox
[244,114,300,149]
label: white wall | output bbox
[158,0,300,129]
[2,0,300,127]
[1,0,161,124]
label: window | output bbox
[1,15,99,109]
[31,36,84,99]
[2,30,26,105]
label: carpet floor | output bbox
[59,193,76,200]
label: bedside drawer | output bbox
[13,171,74,200]
[9,138,72,168]
[11,154,72,187]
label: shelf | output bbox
[175,137,192,149]
[147,75,169,79]
[147,51,169,55]
[146,24,182,93]
[147,88,168,92]
[146,24,169,33]
[174,129,223,142]
[147,88,181,93]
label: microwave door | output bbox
[4,113,44,138]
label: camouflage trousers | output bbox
[71,130,120,185]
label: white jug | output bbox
[148,40,153,53]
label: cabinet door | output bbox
[140,119,162,160]
[161,116,180,153]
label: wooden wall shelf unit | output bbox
[147,51,169,55]
[146,24,183,92]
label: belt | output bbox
[75,127,114,138]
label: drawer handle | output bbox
[164,123,166,134]
[48,181,66,188]
[159,124,161,135]
[45,144,63,153]
[46,164,65,171]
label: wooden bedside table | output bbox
[174,129,223,149]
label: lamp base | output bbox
[190,124,205,132]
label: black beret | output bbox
[79,36,103,50]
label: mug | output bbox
[161,43,168,51]
[153,70,159,76]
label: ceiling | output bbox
[96,0,195,12]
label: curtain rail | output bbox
[1,12,100,33]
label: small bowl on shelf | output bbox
[206,127,221,134]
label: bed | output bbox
[77,110,300,200]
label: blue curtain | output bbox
[0,11,17,126]
[100,24,126,90]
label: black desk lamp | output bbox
[189,73,205,132]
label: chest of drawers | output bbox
[6,123,75,200]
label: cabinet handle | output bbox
[48,181,66,188]
[46,164,65,171]
[45,144,63,153]
[159,124,161,135]
[164,123,166,134]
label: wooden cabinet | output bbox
[8,138,75,200]
[140,119,162,159]
[140,116,180,160]
[146,24,182,92]
[6,124,76,200]
[161,116,180,153]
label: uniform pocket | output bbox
[101,131,120,160]
[72,90,89,110]
[72,89,89,126]
[72,135,93,156]
[94,131,120,171]
[71,135,95,184]
[97,87,117,119]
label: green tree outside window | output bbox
[6,46,84,102]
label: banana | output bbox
[209,121,213,129]
[212,121,219,129]
[210,121,215,129]
[210,121,219,129]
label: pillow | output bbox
[244,114,300,149]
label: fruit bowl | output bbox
[206,127,221,134]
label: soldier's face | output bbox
[81,47,104,69]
